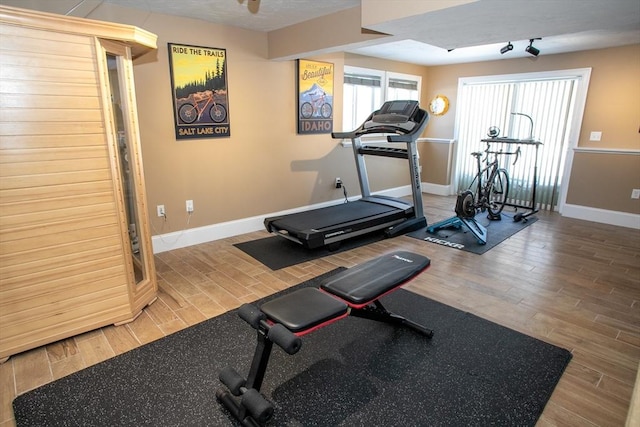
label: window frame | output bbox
[342,65,422,135]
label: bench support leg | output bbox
[215,391,262,427]
[350,301,434,338]
[217,329,276,426]
[246,329,274,391]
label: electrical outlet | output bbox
[157,205,165,217]
[335,177,342,189]
[632,189,640,199]
[186,199,194,213]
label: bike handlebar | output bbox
[483,146,521,165]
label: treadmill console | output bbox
[364,100,420,132]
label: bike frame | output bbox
[178,90,227,124]
[471,153,500,209]
[190,95,214,121]
[300,93,331,119]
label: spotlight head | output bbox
[500,42,513,54]
[526,39,540,56]
[525,45,540,56]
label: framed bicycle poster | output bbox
[168,43,230,140]
[297,59,333,134]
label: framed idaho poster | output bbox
[168,43,230,140]
[297,59,334,134]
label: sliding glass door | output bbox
[454,69,591,211]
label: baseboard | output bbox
[422,182,453,196]
[562,204,640,229]
[151,216,265,254]
[152,185,414,254]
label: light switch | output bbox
[589,131,602,141]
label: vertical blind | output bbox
[456,77,578,211]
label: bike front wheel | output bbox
[209,104,227,123]
[320,103,332,118]
[487,168,509,217]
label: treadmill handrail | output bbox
[331,130,355,139]
[387,133,418,143]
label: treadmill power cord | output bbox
[342,183,349,203]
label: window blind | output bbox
[456,78,578,211]
[344,74,381,87]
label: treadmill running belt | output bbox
[270,200,405,231]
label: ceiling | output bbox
[11,0,640,66]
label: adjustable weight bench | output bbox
[216,251,433,426]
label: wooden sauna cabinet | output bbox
[0,6,158,361]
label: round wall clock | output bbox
[429,95,449,116]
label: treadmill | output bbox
[264,100,429,249]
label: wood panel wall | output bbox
[0,21,135,360]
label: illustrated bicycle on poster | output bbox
[177,89,228,124]
[300,90,332,119]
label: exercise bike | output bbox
[429,143,517,245]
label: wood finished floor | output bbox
[1,194,639,427]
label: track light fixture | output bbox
[525,38,541,56]
[499,38,542,56]
[500,42,513,54]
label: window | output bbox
[343,66,421,131]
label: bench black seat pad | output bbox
[260,287,348,333]
[320,251,430,306]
